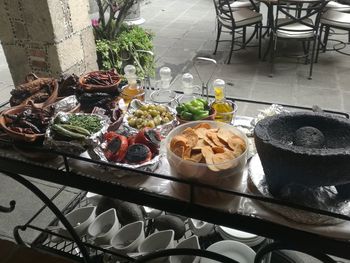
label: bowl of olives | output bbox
[125,100,177,135]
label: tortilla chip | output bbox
[203,136,216,147]
[182,128,198,148]
[207,132,225,147]
[217,128,235,142]
[193,123,211,130]
[183,146,192,159]
[212,146,225,154]
[227,136,246,157]
[189,152,203,163]
[213,152,235,170]
[194,128,208,139]
[173,145,185,158]
[170,135,187,150]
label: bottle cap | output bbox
[124,65,137,86]
[182,73,194,95]
[159,67,172,89]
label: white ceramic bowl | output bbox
[170,235,200,263]
[188,219,214,237]
[88,208,120,245]
[58,206,96,237]
[201,240,256,263]
[110,221,145,254]
[138,229,175,262]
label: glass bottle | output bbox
[150,67,176,105]
[120,65,145,106]
[211,79,235,123]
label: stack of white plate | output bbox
[217,226,265,247]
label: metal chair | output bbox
[224,0,261,11]
[316,10,350,59]
[213,0,263,64]
[269,0,327,79]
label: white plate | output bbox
[217,226,257,240]
[201,240,256,263]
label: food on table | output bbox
[124,144,152,164]
[83,69,120,86]
[103,129,161,164]
[78,92,115,112]
[135,128,161,154]
[57,74,80,97]
[10,78,57,106]
[169,123,246,171]
[4,107,54,134]
[116,202,144,225]
[176,98,210,121]
[104,133,128,162]
[52,114,103,140]
[127,104,174,129]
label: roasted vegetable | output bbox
[124,144,152,164]
[135,128,161,155]
[59,124,91,136]
[66,114,102,134]
[104,133,128,162]
[51,124,87,140]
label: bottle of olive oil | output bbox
[211,79,235,123]
[120,65,145,106]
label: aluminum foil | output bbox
[44,112,110,155]
[250,104,288,128]
[248,154,350,225]
[52,95,79,114]
[123,99,178,136]
[88,122,162,173]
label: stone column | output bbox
[0,0,98,86]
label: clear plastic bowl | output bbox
[165,120,248,187]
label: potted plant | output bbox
[92,0,155,78]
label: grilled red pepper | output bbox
[104,132,128,162]
[128,135,137,146]
[135,128,161,155]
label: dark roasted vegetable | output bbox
[124,144,152,164]
[51,124,87,140]
[104,133,128,162]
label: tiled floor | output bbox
[141,0,350,116]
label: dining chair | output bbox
[269,0,327,79]
[316,10,350,59]
[224,0,261,11]
[213,0,263,64]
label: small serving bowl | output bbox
[79,70,121,94]
[88,208,120,245]
[10,74,58,108]
[110,221,145,254]
[0,105,47,143]
[170,235,200,263]
[138,230,175,260]
[56,206,97,238]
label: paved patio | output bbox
[0,1,349,261]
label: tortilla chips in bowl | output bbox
[165,121,248,190]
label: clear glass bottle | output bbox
[211,79,235,123]
[120,65,145,106]
[150,67,176,105]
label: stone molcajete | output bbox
[254,112,350,198]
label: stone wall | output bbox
[0,0,98,86]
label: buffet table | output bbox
[0,97,349,263]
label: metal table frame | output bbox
[0,97,349,262]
